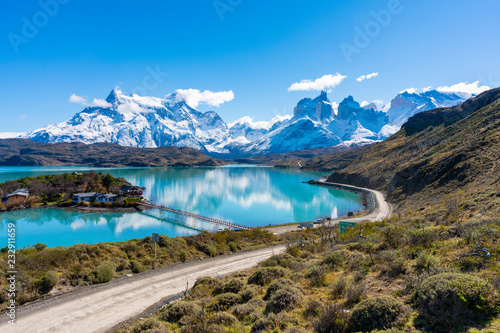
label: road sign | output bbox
[152,233,159,242]
[340,221,357,234]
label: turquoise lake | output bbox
[0,166,363,248]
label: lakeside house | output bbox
[3,189,30,202]
[72,192,119,204]
[121,185,145,198]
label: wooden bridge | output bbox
[139,202,252,231]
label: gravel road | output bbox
[1,245,285,333]
[265,182,392,235]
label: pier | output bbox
[138,202,252,231]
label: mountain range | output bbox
[23,87,477,156]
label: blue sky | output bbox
[1,0,500,133]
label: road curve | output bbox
[317,181,392,222]
[1,245,285,333]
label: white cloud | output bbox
[174,89,234,107]
[356,72,379,82]
[69,93,112,108]
[0,132,24,139]
[116,102,151,114]
[399,88,418,94]
[288,73,347,92]
[436,81,490,95]
[19,114,27,120]
[69,94,87,104]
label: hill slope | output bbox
[326,88,500,209]
[0,139,225,167]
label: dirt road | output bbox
[266,182,392,234]
[1,245,285,333]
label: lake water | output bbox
[0,166,362,248]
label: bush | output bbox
[36,270,59,294]
[214,278,244,295]
[208,312,239,326]
[238,284,261,302]
[233,300,264,323]
[264,278,296,299]
[265,286,304,313]
[415,252,437,271]
[330,276,348,300]
[228,241,238,252]
[321,251,345,269]
[350,296,406,332]
[248,267,288,286]
[305,265,328,287]
[210,293,242,311]
[303,297,323,318]
[251,312,294,332]
[199,243,217,257]
[130,317,165,333]
[261,253,301,270]
[179,250,187,263]
[313,303,349,333]
[130,260,144,274]
[345,283,365,306]
[93,261,116,284]
[415,273,497,330]
[159,301,201,323]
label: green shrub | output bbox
[130,260,144,274]
[345,283,365,307]
[265,286,304,313]
[313,303,349,333]
[415,252,437,271]
[159,301,201,323]
[330,276,348,300]
[414,273,497,330]
[264,278,296,299]
[199,243,217,257]
[303,297,324,318]
[251,312,294,332]
[179,250,187,263]
[210,292,243,311]
[238,284,261,302]
[228,241,238,252]
[208,312,239,327]
[305,265,328,287]
[350,296,406,332]
[233,300,265,323]
[130,317,165,333]
[93,261,116,284]
[321,251,345,269]
[261,253,301,269]
[214,278,244,295]
[248,267,288,286]
[36,270,59,294]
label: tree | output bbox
[102,173,113,192]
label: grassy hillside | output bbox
[326,88,500,213]
[0,139,226,167]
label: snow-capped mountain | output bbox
[241,92,389,155]
[24,87,480,156]
[387,90,473,127]
[26,89,235,154]
[228,115,291,144]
